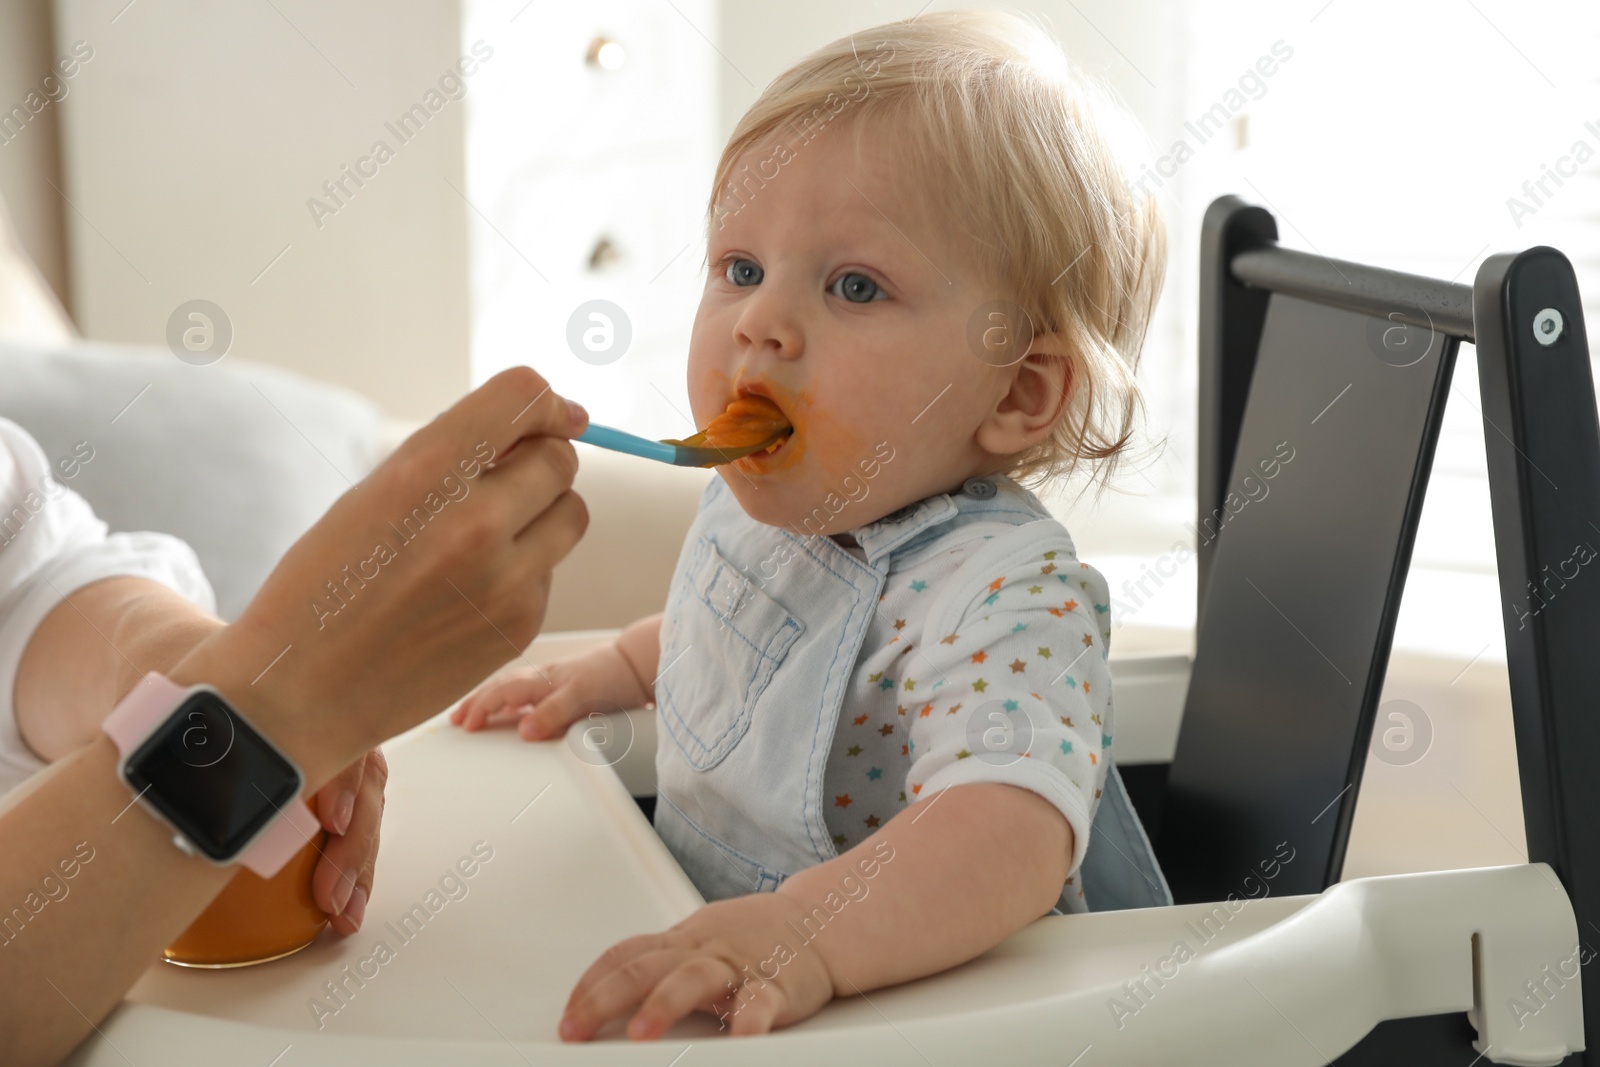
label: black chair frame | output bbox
[1132,195,1598,1065]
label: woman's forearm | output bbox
[15,577,223,761]
[4,604,318,1067]
[0,735,238,1067]
[775,782,1073,994]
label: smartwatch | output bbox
[103,673,321,878]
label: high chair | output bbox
[70,196,1595,1065]
[1101,194,1594,1065]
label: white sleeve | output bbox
[0,418,215,794]
[904,523,1113,882]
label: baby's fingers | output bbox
[450,689,490,728]
[454,669,557,731]
[627,957,741,1041]
[516,686,591,741]
[454,695,506,732]
[559,946,688,1042]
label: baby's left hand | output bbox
[559,890,837,1041]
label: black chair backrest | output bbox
[1157,200,1461,903]
[1151,194,1600,1066]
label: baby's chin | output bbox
[717,470,910,539]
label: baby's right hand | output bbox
[450,642,651,742]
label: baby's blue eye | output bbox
[725,258,763,286]
[830,272,884,303]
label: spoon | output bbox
[576,423,789,467]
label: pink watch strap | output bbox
[102,672,187,751]
[237,788,322,878]
[104,672,320,878]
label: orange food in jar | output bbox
[164,830,329,968]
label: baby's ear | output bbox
[974,334,1074,459]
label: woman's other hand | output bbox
[310,747,387,934]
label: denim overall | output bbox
[653,473,1171,913]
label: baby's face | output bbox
[688,120,1012,537]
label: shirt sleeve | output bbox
[903,523,1113,882]
[0,418,215,795]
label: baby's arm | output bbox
[558,780,1071,1041]
[784,780,1070,986]
[614,612,663,703]
[451,612,663,739]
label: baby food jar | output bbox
[164,831,329,967]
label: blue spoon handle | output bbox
[576,422,684,466]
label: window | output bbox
[1045,0,1600,655]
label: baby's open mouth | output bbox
[666,394,794,461]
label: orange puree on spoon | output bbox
[666,395,792,456]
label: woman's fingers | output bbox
[312,755,366,836]
[311,748,387,931]
[433,366,587,469]
[481,433,583,538]
[507,489,590,600]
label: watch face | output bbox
[123,689,303,862]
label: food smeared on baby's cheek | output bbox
[758,393,878,484]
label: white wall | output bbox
[51,0,473,420]
[461,0,719,442]
[715,1,1182,143]
[0,0,70,310]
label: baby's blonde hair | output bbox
[708,10,1166,489]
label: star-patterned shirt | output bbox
[821,520,1113,913]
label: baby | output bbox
[453,9,1166,1041]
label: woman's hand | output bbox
[309,747,387,934]
[451,641,652,741]
[169,366,592,789]
[559,891,839,1041]
[3,367,592,1067]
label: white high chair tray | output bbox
[69,634,1582,1066]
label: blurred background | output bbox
[1,0,1598,654]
